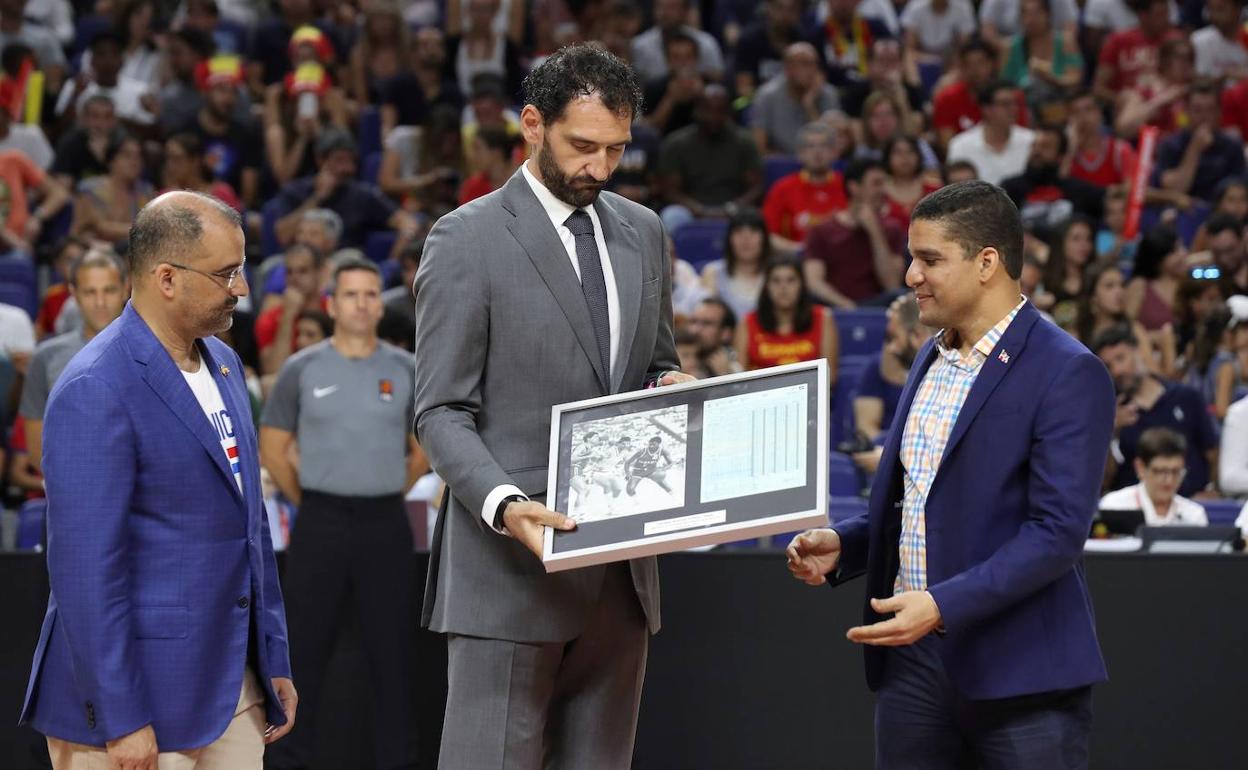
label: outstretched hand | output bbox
[846,592,942,646]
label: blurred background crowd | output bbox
[2,0,1248,547]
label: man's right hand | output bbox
[501,500,576,559]
[106,724,158,770]
[786,528,842,586]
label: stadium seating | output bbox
[672,220,728,271]
[831,355,871,449]
[364,231,397,263]
[1202,499,1244,526]
[357,105,382,159]
[828,451,863,498]
[762,155,802,195]
[834,308,889,358]
[16,499,47,551]
[0,258,37,317]
[829,495,868,523]
[362,151,382,185]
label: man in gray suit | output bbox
[414,44,688,769]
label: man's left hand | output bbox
[265,677,298,743]
[846,592,942,646]
[658,371,696,386]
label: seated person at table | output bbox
[1100,427,1208,526]
[735,257,838,381]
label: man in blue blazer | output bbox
[789,181,1115,769]
[21,192,298,769]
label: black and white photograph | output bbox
[567,405,689,523]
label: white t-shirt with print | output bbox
[183,359,244,493]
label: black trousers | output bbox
[272,490,415,769]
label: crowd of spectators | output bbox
[3,0,1248,544]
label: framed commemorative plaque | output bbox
[542,359,829,572]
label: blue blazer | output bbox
[20,304,292,750]
[832,301,1115,699]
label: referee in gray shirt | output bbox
[260,256,427,769]
[19,248,128,473]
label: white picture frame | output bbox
[542,360,829,572]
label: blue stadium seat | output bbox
[832,355,871,449]
[1135,203,1211,247]
[672,220,728,271]
[828,495,868,523]
[364,231,397,263]
[72,15,110,59]
[917,61,944,100]
[834,308,888,358]
[828,451,862,497]
[0,258,37,317]
[762,155,802,195]
[358,106,382,159]
[378,257,399,286]
[260,198,284,258]
[16,499,47,551]
[1202,499,1244,526]
[362,151,382,185]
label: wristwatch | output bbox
[493,494,526,531]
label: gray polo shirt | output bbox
[261,339,415,497]
[750,75,841,156]
[19,330,88,421]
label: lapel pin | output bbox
[220,364,230,376]
[997,350,1010,364]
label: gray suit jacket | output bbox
[414,168,678,643]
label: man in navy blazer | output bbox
[21,192,298,769]
[789,181,1114,769]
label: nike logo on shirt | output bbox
[313,385,339,399]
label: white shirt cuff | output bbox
[482,484,528,534]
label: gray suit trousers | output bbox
[437,564,648,770]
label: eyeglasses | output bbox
[1145,466,1187,480]
[164,261,246,291]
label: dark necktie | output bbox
[564,210,611,382]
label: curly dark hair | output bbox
[522,43,643,124]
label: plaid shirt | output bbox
[895,298,1027,594]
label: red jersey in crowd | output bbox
[744,304,828,369]
[1222,78,1248,138]
[1098,27,1186,92]
[1069,137,1138,188]
[883,182,940,233]
[762,171,848,243]
[255,296,330,353]
[35,283,71,337]
[459,172,499,205]
[932,80,1029,136]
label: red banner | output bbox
[1124,126,1159,240]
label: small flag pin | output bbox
[220,364,230,376]
[997,350,1010,364]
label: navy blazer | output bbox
[20,303,292,750]
[832,301,1115,699]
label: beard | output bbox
[538,138,606,208]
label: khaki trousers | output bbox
[47,668,266,770]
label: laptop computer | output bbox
[1139,525,1243,554]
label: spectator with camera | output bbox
[1094,323,1220,499]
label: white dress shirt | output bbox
[1099,483,1208,527]
[1220,397,1248,498]
[481,161,623,530]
